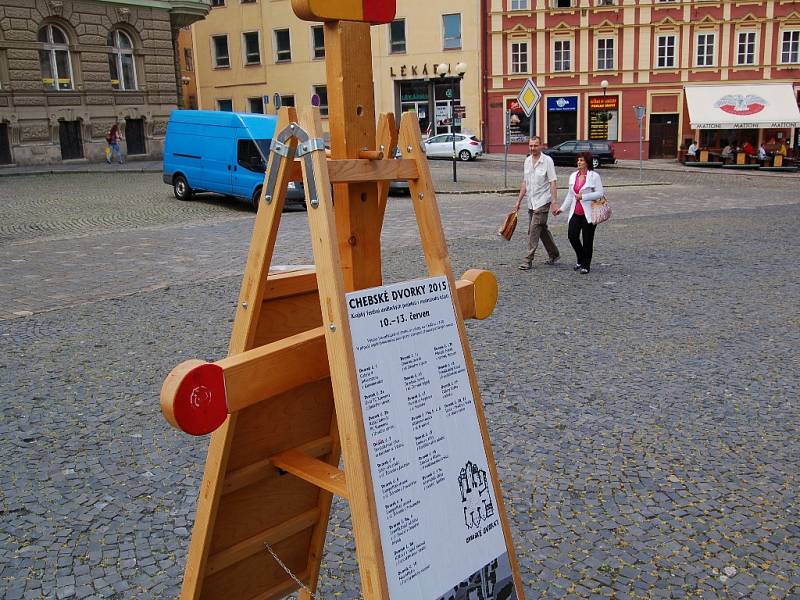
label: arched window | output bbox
[38,24,73,91]
[107,30,137,90]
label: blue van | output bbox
[162,110,305,210]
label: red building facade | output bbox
[482,0,800,159]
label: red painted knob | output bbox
[161,360,229,436]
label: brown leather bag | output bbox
[498,211,518,241]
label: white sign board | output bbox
[347,277,518,600]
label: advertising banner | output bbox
[506,98,533,144]
[347,276,518,600]
[546,96,577,112]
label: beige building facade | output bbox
[192,0,482,138]
[0,0,208,166]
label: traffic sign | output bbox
[517,78,542,118]
[634,105,646,121]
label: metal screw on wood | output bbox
[418,192,424,200]
[241,301,248,309]
[406,145,412,153]
[329,324,336,331]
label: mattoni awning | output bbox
[685,84,800,129]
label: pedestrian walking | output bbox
[554,152,604,274]
[106,123,124,164]
[513,136,559,270]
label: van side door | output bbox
[199,125,234,196]
[232,133,267,200]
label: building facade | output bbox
[485,0,800,159]
[191,0,482,139]
[0,0,208,166]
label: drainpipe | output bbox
[480,0,489,147]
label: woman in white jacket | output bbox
[554,152,604,274]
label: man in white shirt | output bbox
[513,136,559,270]
[687,140,698,160]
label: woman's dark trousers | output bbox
[568,214,597,268]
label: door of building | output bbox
[401,100,429,136]
[0,124,11,165]
[59,120,84,160]
[546,112,577,148]
[125,119,146,155]
[648,114,678,158]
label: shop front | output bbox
[396,77,462,137]
[546,95,577,147]
[684,83,800,155]
[588,95,619,141]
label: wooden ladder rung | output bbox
[287,158,418,184]
[250,570,311,600]
[271,449,349,499]
[223,436,335,496]
[205,508,320,575]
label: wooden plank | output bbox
[223,436,334,496]
[376,112,399,226]
[327,158,417,183]
[180,107,300,600]
[206,508,320,576]
[264,269,317,299]
[397,111,527,599]
[271,449,349,499]
[300,105,390,599]
[254,293,323,346]
[325,21,382,291]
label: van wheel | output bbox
[592,157,600,169]
[173,175,192,201]
[459,149,472,162]
[252,186,262,211]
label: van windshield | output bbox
[238,138,271,173]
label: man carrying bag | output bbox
[513,136,560,270]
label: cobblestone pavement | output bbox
[0,164,799,599]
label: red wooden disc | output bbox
[173,362,228,436]
[363,0,395,24]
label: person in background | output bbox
[777,140,788,157]
[513,136,560,270]
[742,140,755,156]
[106,123,124,165]
[687,140,698,160]
[757,143,768,162]
[721,142,733,163]
[553,152,605,275]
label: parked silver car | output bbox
[424,133,484,161]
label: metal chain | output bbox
[263,540,365,600]
[264,542,324,600]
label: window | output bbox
[311,25,325,59]
[596,0,615,5]
[510,42,528,74]
[242,31,261,65]
[390,19,406,54]
[696,33,715,67]
[280,94,295,107]
[781,30,800,64]
[107,30,136,90]
[554,39,571,72]
[552,0,574,7]
[38,24,73,91]
[313,85,328,117]
[597,38,614,70]
[510,0,528,9]
[274,29,291,62]
[183,48,194,72]
[218,99,233,111]
[238,139,267,172]
[443,14,461,50]
[248,97,264,113]
[210,0,224,6]
[736,31,756,65]
[656,34,676,68]
[241,0,256,4]
[212,35,230,68]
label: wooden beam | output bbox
[205,508,320,576]
[376,112,399,226]
[271,449,349,499]
[327,158,417,184]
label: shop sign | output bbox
[588,96,618,111]
[546,96,577,112]
[390,64,435,78]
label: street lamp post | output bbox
[600,79,609,139]
[437,62,467,183]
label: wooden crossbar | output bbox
[287,158,418,184]
[271,449,349,499]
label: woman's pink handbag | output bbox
[591,197,612,224]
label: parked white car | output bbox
[424,133,484,161]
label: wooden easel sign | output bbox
[347,276,519,599]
